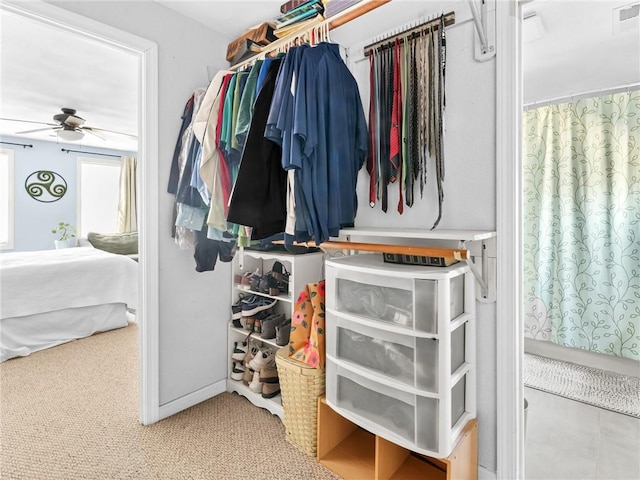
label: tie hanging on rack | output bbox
[365,12,453,229]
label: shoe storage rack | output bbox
[227,249,324,418]
[324,253,476,459]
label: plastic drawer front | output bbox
[326,263,465,334]
[327,358,443,453]
[451,378,466,428]
[327,311,467,393]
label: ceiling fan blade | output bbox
[1,117,58,127]
[82,128,105,140]
[64,117,85,127]
[84,126,137,139]
[16,126,60,134]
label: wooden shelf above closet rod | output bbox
[229,0,391,71]
[274,239,469,260]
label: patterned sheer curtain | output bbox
[117,155,137,233]
[523,90,640,360]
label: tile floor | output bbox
[525,387,640,480]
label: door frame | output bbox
[0,0,161,425]
[496,1,524,479]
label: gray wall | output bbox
[1,135,133,252]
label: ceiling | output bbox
[522,0,640,104]
[152,0,282,38]
[0,1,637,152]
[0,9,139,152]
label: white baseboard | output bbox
[158,379,227,420]
[479,465,497,480]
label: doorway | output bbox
[521,2,640,478]
[0,1,160,424]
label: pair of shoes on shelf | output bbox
[260,313,286,339]
[238,342,280,398]
[259,364,280,398]
[258,261,290,296]
[275,320,292,346]
[241,295,278,317]
[248,370,280,398]
[244,310,272,333]
[248,346,276,372]
[239,270,261,290]
[249,365,280,398]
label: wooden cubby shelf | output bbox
[317,397,478,480]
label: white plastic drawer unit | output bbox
[325,254,467,334]
[326,311,468,393]
[326,357,473,457]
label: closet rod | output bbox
[229,0,391,71]
[1,141,33,148]
[61,148,120,158]
[276,239,469,260]
[364,11,455,55]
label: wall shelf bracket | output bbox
[459,237,496,303]
[469,0,496,61]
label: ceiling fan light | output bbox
[57,129,84,141]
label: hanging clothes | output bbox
[170,38,368,267]
[199,73,233,232]
[175,88,207,209]
[167,94,194,196]
[235,59,264,148]
[265,45,310,241]
[227,58,287,240]
[293,42,368,243]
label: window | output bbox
[0,148,14,250]
[77,157,121,237]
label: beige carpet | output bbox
[0,324,339,480]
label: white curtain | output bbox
[117,155,137,233]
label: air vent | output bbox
[613,3,640,34]
[522,12,545,43]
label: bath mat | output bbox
[524,353,640,418]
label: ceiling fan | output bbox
[1,108,137,142]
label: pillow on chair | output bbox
[87,232,138,255]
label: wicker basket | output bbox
[275,347,326,456]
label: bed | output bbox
[0,246,138,362]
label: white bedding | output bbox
[0,247,138,319]
[0,247,137,362]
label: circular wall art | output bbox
[25,170,68,203]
